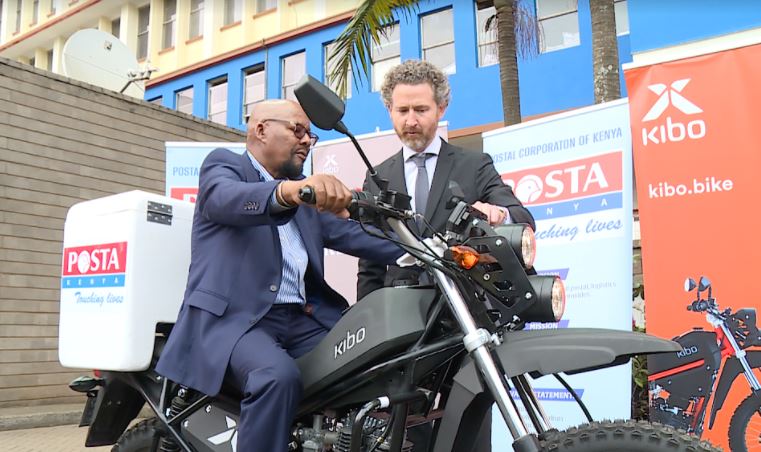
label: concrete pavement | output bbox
[0,424,111,451]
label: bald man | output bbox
[156,100,403,452]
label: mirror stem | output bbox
[335,120,388,191]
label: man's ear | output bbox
[255,122,267,141]
[437,103,448,121]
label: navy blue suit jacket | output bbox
[156,148,402,396]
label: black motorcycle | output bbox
[649,276,761,451]
[66,76,720,452]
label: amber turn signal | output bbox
[451,245,480,270]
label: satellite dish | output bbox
[62,29,155,98]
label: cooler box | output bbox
[59,190,194,371]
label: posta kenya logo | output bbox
[640,78,706,146]
[62,242,127,276]
[503,152,622,207]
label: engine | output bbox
[293,413,413,452]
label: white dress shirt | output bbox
[402,136,442,213]
[402,136,511,223]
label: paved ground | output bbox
[0,424,111,451]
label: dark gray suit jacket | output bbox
[356,139,534,300]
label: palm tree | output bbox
[328,0,623,123]
[327,0,538,127]
[589,0,621,103]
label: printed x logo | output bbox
[642,79,703,122]
[324,154,338,167]
[208,416,237,451]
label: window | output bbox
[149,96,163,105]
[14,0,21,33]
[112,17,121,40]
[614,0,629,35]
[29,56,36,68]
[243,66,265,122]
[475,2,498,67]
[281,52,305,101]
[208,78,228,124]
[46,49,53,71]
[32,0,39,24]
[255,0,276,13]
[189,0,203,39]
[421,9,455,75]
[371,24,400,92]
[536,0,579,53]
[223,0,241,26]
[324,42,351,98]
[162,0,176,49]
[176,87,194,114]
[50,0,60,15]
[137,5,150,60]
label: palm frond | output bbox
[485,0,539,59]
[327,0,422,99]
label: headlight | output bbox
[521,275,566,323]
[493,224,536,269]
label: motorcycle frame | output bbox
[79,211,681,452]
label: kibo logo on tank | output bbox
[641,78,706,145]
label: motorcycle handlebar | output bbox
[687,300,712,312]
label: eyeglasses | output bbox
[261,118,319,147]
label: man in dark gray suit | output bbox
[358,59,534,301]
[357,59,535,452]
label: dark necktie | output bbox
[411,152,433,224]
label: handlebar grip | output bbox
[298,186,316,204]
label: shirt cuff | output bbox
[270,182,296,213]
[498,206,512,224]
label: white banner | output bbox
[483,100,634,442]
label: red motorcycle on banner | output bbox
[649,276,761,451]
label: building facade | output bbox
[4,1,761,143]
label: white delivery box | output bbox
[59,190,194,371]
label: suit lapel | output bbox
[425,140,454,220]
[239,150,261,182]
[384,151,408,194]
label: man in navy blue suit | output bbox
[156,99,403,452]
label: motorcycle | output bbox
[649,276,761,451]
[64,75,721,452]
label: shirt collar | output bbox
[246,150,275,182]
[402,135,442,162]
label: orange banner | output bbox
[625,43,761,450]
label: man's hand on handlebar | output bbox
[279,175,352,219]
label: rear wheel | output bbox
[539,420,720,451]
[111,418,164,452]
[728,393,761,452]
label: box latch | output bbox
[147,201,173,225]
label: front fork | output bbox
[717,321,761,390]
[388,218,546,451]
[432,268,545,451]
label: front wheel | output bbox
[729,393,761,452]
[539,420,720,451]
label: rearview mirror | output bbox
[684,278,696,292]
[698,276,711,292]
[294,75,346,132]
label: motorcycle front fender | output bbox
[497,328,680,379]
[432,328,679,452]
[708,350,761,429]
